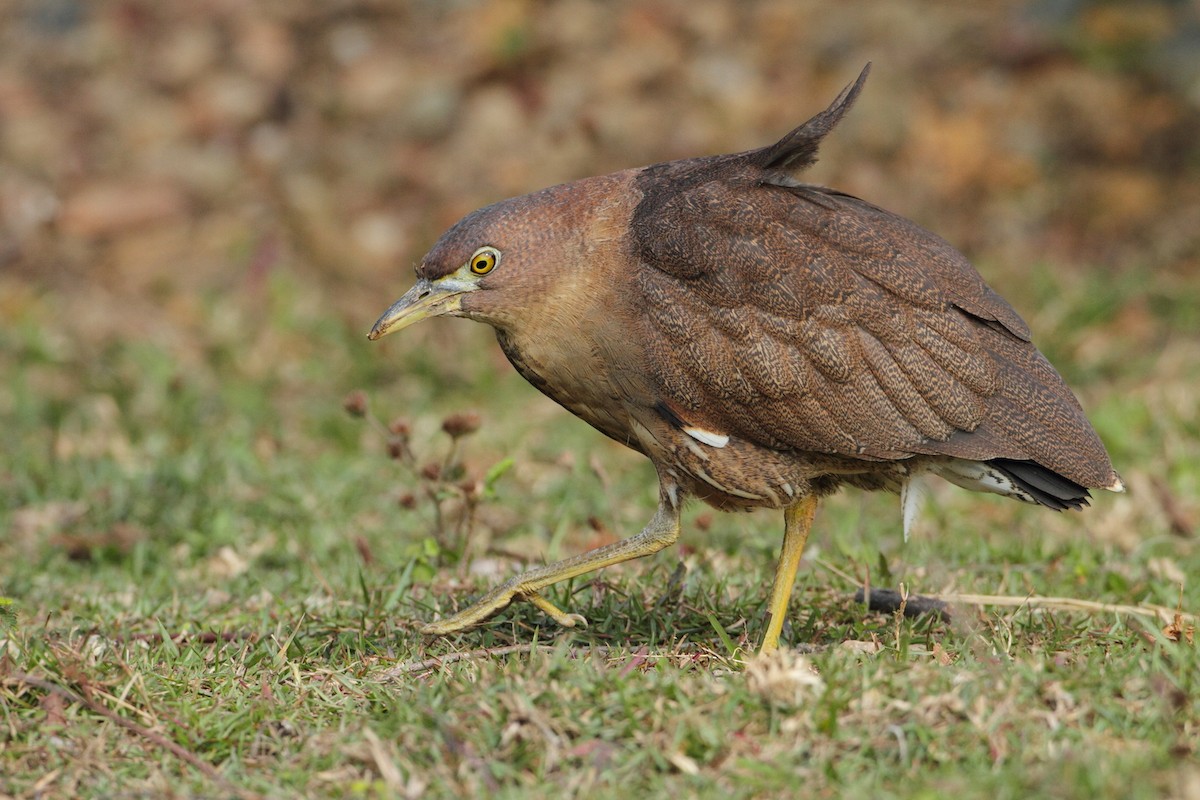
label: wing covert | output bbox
[634,176,1036,463]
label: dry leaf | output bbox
[745,648,824,708]
[209,546,250,579]
[40,691,68,727]
[667,751,700,775]
[839,638,884,656]
[1163,613,1195,645]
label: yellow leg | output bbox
[760,495,818,653]
[421,488,682,635]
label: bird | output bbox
[369,65,1123,652]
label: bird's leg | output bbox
[760,495,819,653]
[421,484,682,635]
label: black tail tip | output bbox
[987,458,1093,512]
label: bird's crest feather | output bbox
[750,63,871,176]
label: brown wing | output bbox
[631,177,1116,488]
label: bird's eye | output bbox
[469,247,500,275]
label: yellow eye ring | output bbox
[469,247,500,275]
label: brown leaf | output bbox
[40,690,68,727]
[1163,613,1195,645]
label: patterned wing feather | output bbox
[633,174,1115,487]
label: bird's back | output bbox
[618,70,1120,509]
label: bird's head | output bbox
[368,179,620,341]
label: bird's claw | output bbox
[526,591,589,629]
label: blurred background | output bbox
[4,0,1198,319]
[2,0,1198,554]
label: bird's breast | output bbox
[494,327,645,453]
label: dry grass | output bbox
[1,271,1197,797]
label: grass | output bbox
[1,267,1197,799]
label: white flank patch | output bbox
[900,477,929,542]
[936,460,997,492]
[683,426,729,448]
[932,460,1034,504]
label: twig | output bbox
[855,588,948,620]
[4,672,259,800]
[929,592,1195,623]
[384,644,612,677]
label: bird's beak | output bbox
[368,277,473,340]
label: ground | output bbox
[1,1,1198,798]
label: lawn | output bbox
[1,262,1197,798]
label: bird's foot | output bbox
[419,576,588,635]
[420,498,682,636]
